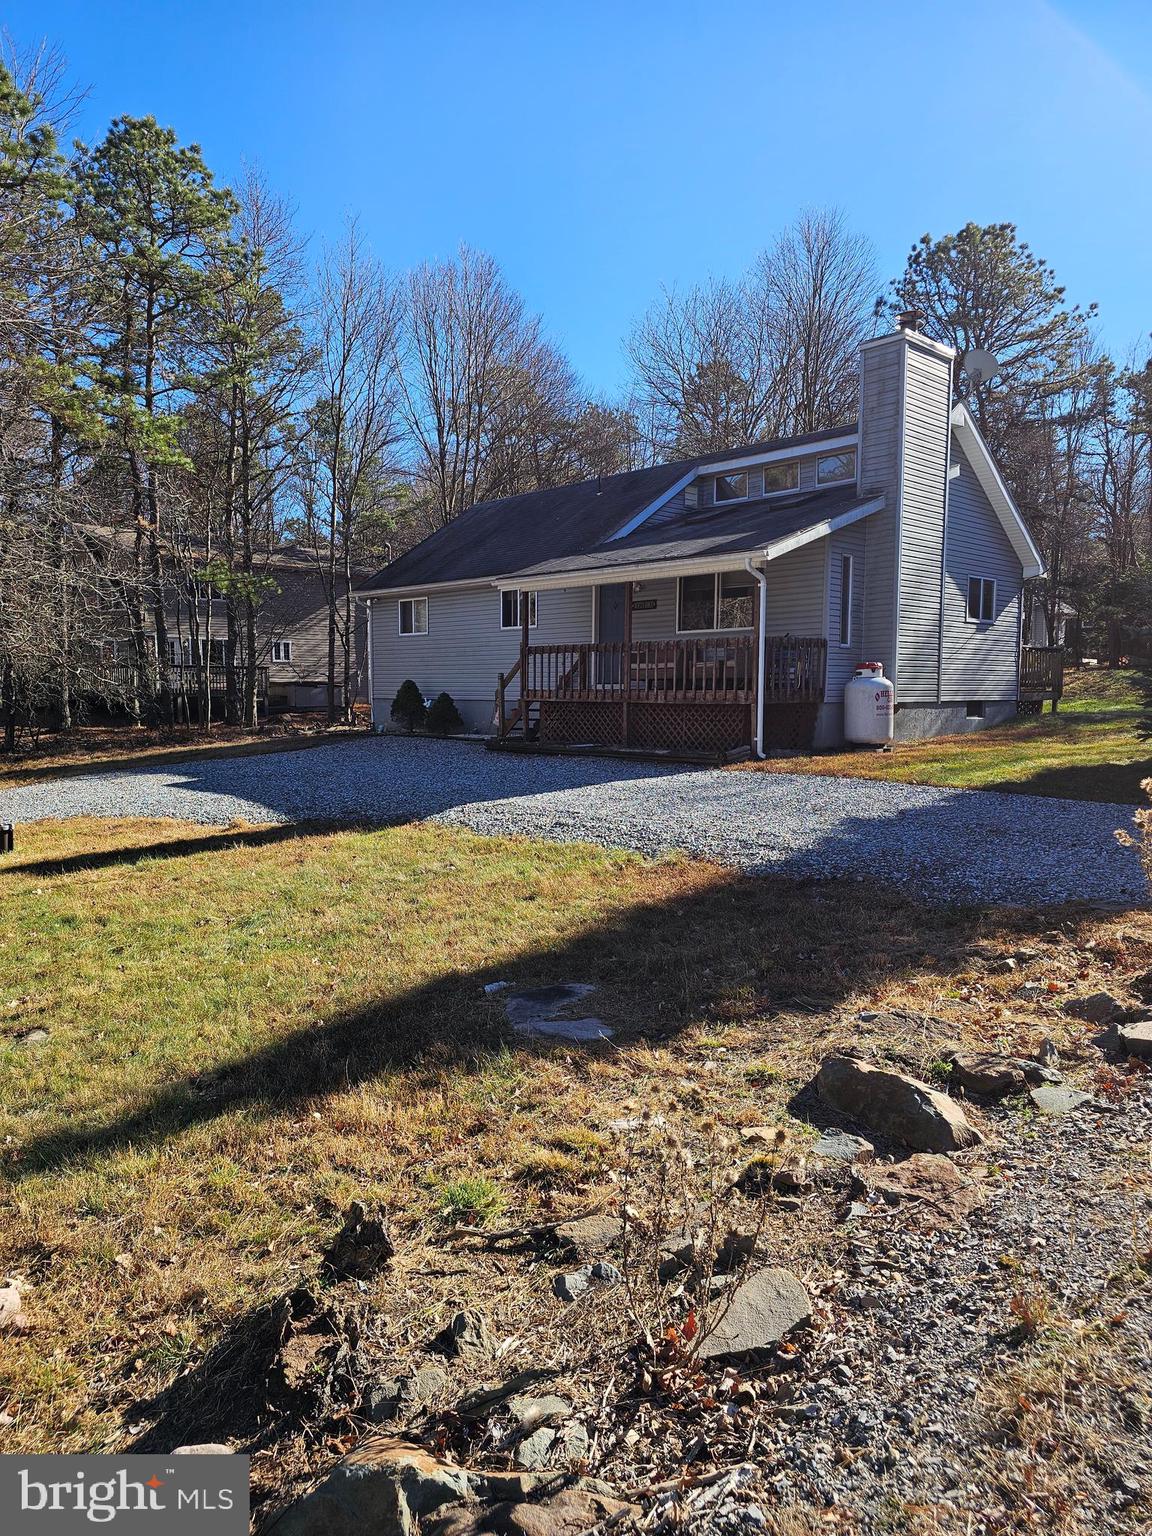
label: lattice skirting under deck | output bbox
[536,700,752,754]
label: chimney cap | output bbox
[896,308,924,333]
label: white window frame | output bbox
[500,590,538,630]
[837,553,854,647]
[398,597,429,636]
[713,471,749,504]
[675,572,755,635]
[270,639,293,663]
[966,576,996,625]
[762,459,800,495]
[817,450,857,486]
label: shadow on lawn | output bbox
[6,821,326,877]
[6,835,1117,1180]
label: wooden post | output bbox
[621,582,633,748]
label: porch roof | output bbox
[496,486,885,591]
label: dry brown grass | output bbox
[0,814,1149,1497]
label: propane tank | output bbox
[844,661,894,744]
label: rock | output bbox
[1029,1086,1096,1115]
[1016,981,1044,999]
[855,1154,987,1227]
[18,1028,48,1046]
[502,984,612,1043]
[172,1443,233,1454]
[551,1215,623,1261]
[813,1131,875,1165]
[456,1372,558,1422]
[696,1267,811,1360]
[268,1435,471,1536]
[513,1429,556,1470]
[322,1201,395,1281]
[0,1284,27,1333]
[1129,967,1152,1003]
[553,1270,590,1303]
[816,1054,983,1153]
[988,957,1018,974]
[363,1367,447,1425]
[430,1309,489,1359]
[1063,991,1125,1025]
[424,1487,635,1536]
[1115,1021,1152,1060]
[946,1050,1029,1099]
[507,1394,571,1433]
[552,1258,619,1302]
[607,1113,666,1133]
[1036,1037,1060,1068]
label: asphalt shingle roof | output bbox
[508,484,876,581]
[357,426,854,592]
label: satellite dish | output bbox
[960,349,999,387]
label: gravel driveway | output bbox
[1,737,1144,907]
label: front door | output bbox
[597,583,628,685]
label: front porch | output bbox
[492,634,827,760]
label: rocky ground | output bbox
[199,976,1152,1536]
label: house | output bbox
[357,322,1058,757]
[89,538,369,717]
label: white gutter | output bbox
[745,558,768,759]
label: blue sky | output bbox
[12,0,1152,392]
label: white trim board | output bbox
[950,404,1045,579]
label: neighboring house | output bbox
[357,323,1055,756]
[91,539,369,715]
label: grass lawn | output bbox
[742,668,1152,804]
[1,811,1149,1494]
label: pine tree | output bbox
[390,679,425,733]
[425,691,464,735]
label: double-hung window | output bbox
[500,590,538,630]
[677,572,755,633]
[966,577,996,624]
[398,597,428,635]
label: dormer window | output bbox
[714,471,748,503]
[817,450,856,485]
[763,460,800,493]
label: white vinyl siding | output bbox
[372,584,593,730]
[895,345,952,702]
[940,442,1023,701]
[825,523,867,702]
[858,340,903,673]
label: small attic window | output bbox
[763,459,800,493]
[714,471,748,503]
[817,451,856,485]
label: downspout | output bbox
[365,599,375,730]
[745,558,769,759]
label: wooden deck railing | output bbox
[509,636,826,709]
[1020,645,1064,700]
[95,663,269,699]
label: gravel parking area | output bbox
[0,736,1144,907]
